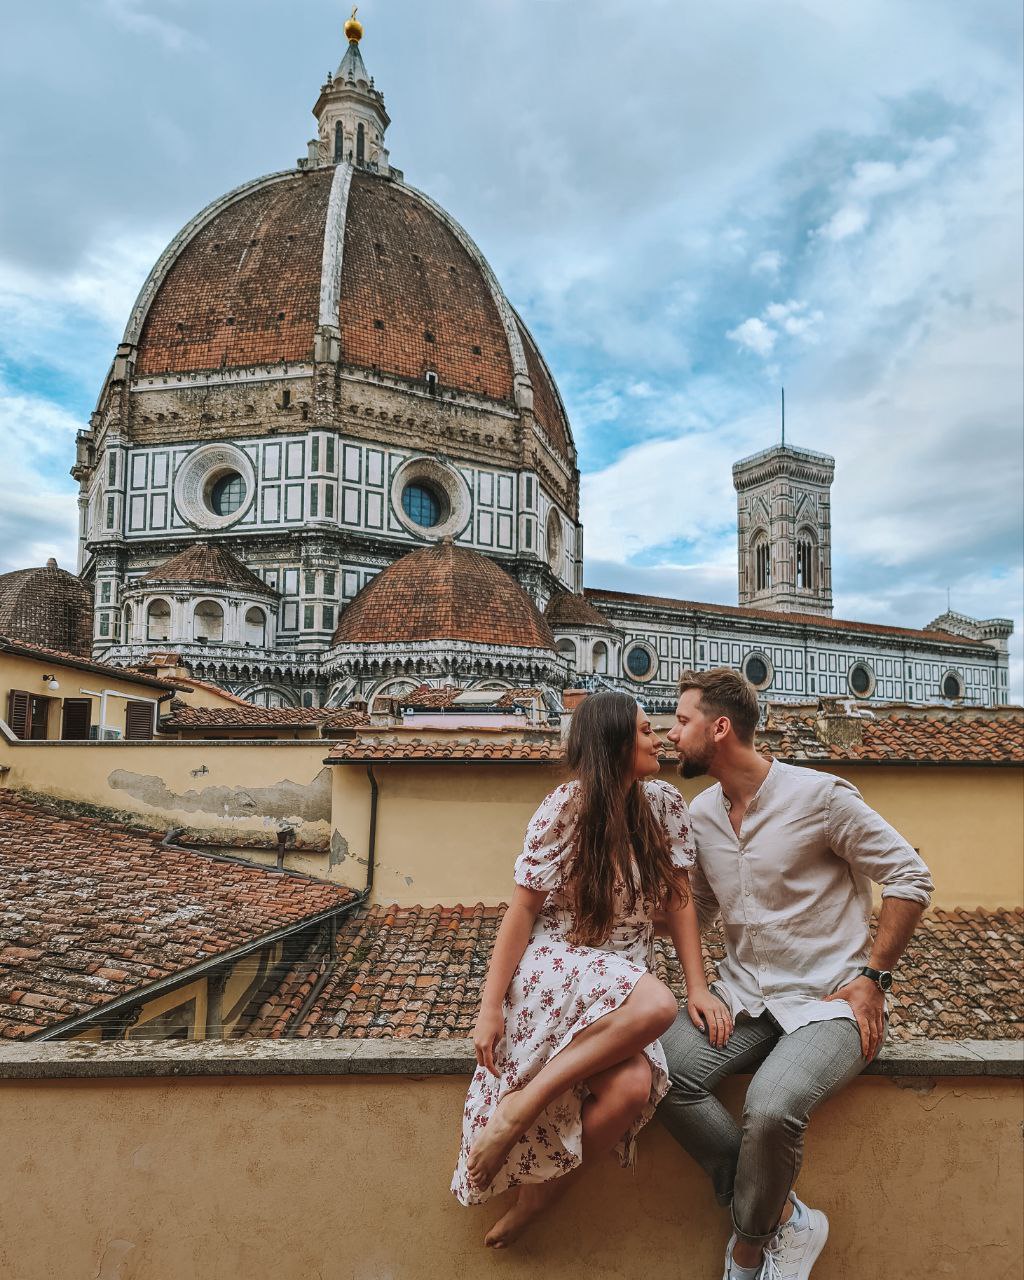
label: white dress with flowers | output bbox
[451,778,696,1206]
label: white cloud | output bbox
[751,249,783,278]
[727,316,777,357]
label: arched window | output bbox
[356,122,365,165]
[754,537,771,592]
[556,638,577,668]
[146,599,171,642]
[796,531,816,590]
[334,121,344,163]
[194,600,224,643]
[122,603,133,641]
[592,640,608,674]
[244,607,266,647]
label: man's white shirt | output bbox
[689,759,934,1033]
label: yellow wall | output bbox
[331,761,1022,909]
[0,650,172,740]
[0,1071,1017,1279]
[0,737,335,859]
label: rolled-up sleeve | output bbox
[826,778,934,906]
[688,856,722,933]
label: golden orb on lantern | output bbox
[344,7,363,42]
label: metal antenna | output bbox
[947,586,951,612]
[781,386,786,447]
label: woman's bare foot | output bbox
[467,1090,526,1192]
[484,1180,569,1249]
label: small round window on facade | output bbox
[625,643,656,682]
[848,661,875,698]
[743,653,771,689]
[401,482,443,528]
[942,670,964,700]
[210,472,246,516]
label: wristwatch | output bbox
[858,966,893,992]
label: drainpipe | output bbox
[365,763,379,896]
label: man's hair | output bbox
[676,667,760,745]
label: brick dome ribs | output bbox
[332,542,557,650]
[136,169,333,375]
[339,173,514,402]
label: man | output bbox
[660,669,933,1280]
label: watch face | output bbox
[878,971,893,992]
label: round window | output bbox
[942,671,964,700]
[210,472,246,516]
[401,482,443,528]
[743,654,771,689]
[848,662,874,698]
[625,644,654,680]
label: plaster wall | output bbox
[330,761,1023,909]
[0,1071,1017,1280]
[0,738,334,856]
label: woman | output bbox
[451,691,733,1247]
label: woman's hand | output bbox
[473,1004,505,1077]
[687,986,734,1048]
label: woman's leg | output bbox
[468,974,676,1191]
[485,1054,654,1248]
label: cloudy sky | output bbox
[1,0,1021,696]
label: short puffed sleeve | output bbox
[645,779,697,869]
[513,782,578,893]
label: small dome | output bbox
[332,543,557,650]
[139,543,278,597]
[545,591,620,632]
[0,559,93,656]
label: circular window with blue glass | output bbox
[742,651,773,690]
[624,641,658,683]
[401,481,444,528]
[210,471,247,516]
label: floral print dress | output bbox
[452,778,696,1206]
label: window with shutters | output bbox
[61,699,92,741]
[124,700,155,741]
[6,690,50,739]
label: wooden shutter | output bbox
[61,699,92,741]
[6,690,30,739]
[124,700,155,741]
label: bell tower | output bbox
[733,442,835,617]
[304,9,392,172]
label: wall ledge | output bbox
[0,1037,1019,1081]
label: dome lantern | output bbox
[305,9,391,172]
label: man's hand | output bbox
[825,976,885,1061]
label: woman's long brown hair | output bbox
[563,691,689,947]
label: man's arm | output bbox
[824,896,924,1061]
[824,779,933,1061]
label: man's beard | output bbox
[677,733,715,779]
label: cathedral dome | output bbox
[0,559,93,657]
[331,541,557,651]
[125,167,573,463]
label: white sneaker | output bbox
[761,1195,829,1279]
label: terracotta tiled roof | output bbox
[331,542,557,650]
[585,587,990,648]
[545,591,620,631]
[0,792,356,1040]
[326,732,563,763]
[139,543,277,597]
[0,636,180,692]
[339,171,514,403]
[129,169,573,465]
[162,705,370,730]
[399,685,544,710]
[0,560,93,657]
[136,168,333,375]
[756,704,1024,765]
[239,903,1024,1042]
[515,316,572,460]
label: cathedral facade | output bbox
[69,16,1012,712]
